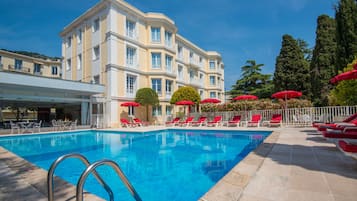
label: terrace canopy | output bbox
[0,71,105,127]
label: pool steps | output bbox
[47,153,142,201]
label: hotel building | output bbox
[60,0,225,127]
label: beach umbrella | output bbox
[200,98,221,104]
[272,90,302,125]
[330,69,357,84]
[233,95,258,101]
[233,95,258,120]
[120,102,140,107]
[120,101,140,118]
[175,100,195,116]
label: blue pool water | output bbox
[0,129,270,201]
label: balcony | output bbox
[189,78,202,88]
[189,59,201,69]
[7,64,31,74]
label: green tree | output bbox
[310,15,337,106]
[229,60,273,98]
[135,88,159,121]
[335,0,357,72]
[273,34,311,98]
[170,86,200,104]
[329,58,357,105]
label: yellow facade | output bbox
[60,0,225,128]
[0,50,62,78]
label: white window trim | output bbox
[77,54,82,70]
[125,42,139,68]
[151,53,161,69]
[92,17,100,32]
[93,46,100,61]
[151,27,161,43]
[124,72,140,98]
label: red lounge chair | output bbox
[315,113,357,131]
[133,118,149,126]
[337,140,357,160]
[207,116,222,127]
[120,118,136,127]
[179,116,194,127]
[248,114,261,127]
[165,117,180,126]
[322,127,357,139]
[191,116,207,127]
[269,114,282,127]
[227,115,241,127]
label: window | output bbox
[93,75,100,84]
[34,63,41,73]
[199,57,203,64]
[209,76,216,85]
[14,59,22,70]
[209,60,215,69]
[166,105,172,116]
[177,46,183,59]
[151,79,162,95]
[210,92,216,98]
[165,55,172,72]
[189,70,194,79]
[126,19,136,38]
[77,54,82,70]
[152,105,162,116]
[128,106,134,116]
[66,36,72,48]
[177,65,183,80]
[51,66,58,75]
[189,51,194,63]
[164,31,172,47]
[200,73,204,81]
[151,27,161,42]
[126,74,137,97]
[93,18,100,32]
[126,46,137,67]
[77,29,82,44]
[66,59,71,71]
[200,90,204,99]
[151,53,161,69]
[165,80,173,95]
[93,46,100,60]
[0,56,2,68]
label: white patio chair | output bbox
[10,121,20,134]
[33,120,42,133]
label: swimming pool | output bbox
[0,129,271,201]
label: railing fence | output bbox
[190,106,357,127]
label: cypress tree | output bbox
[273,34,311,98]
[335,0,357,72]
[310,15,336,106]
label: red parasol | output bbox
[330,69,357,84]
[120,102,140,107]
[233,95,258,101]
[271,90,302,99]
[200,98,221,104]
[175,100,195,105]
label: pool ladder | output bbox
[47,153,142,201]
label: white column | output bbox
[81,102,89,125]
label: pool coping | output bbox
[0,128,279,201]
[199,130,280,201]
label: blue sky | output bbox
[0,0,336,89]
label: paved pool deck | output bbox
[0,126,356,201]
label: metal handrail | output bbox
[76,159,142,201]
[47,153,114,201]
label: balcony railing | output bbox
[8,64,32,74]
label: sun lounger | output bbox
[268,114,282,127]
[227,115,241,127]
[191,116,207,127]
[207,116,222,127]
[133,118,149,126]
[337,140,357,160]
[248,114,261,127]
[120,118,136,128]
[165,117,180,126]
[178,116,194,127]
[322,127,357,139]
[315,113,357,131]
